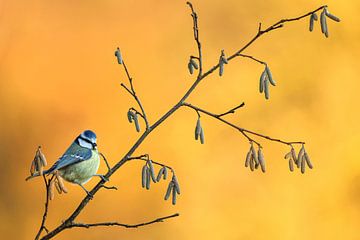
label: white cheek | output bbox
[78,138,93,149]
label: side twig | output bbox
[35,175,54,240]
[120,60,150,130]
[72,213,179,229]
[183,102,305,146]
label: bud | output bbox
[115,47,123,64]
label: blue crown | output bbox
[83,130,96,140]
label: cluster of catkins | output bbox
[285,145,313,174]
[141,160,180,205]
[309,7,340,37]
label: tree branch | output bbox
[182,102,305,146]
[200,5,327,80]
[216,102,245,117]
[120,60,150,130]
[35,175,54,240]
[38,3,325,239]
[72,213,179,229]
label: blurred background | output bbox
[0,0,359,239]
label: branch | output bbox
[182,102,305,146]
[187,1,203,75]
[39,3,324,239]
[216,102,245,117]
[72,213,179,229]
[120,60,150,130]
[127,154,174,172]
[200,5,327,80]
[237,54,266,65]
[35,175,54,240]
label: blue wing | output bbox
[45,142,92,174]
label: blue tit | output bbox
[26,130,106,197]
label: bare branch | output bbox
[237,54,266,65]
[182,102,305,146]
[99,152,111,172]
[37,3,326,239]
[201,5,328,80]
[128,154,174,173]
[216,102,245,117]
[35,175,54,240]
[72,213,179,229]
[120,60,150,130]
[187,1,203,75]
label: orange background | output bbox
[0,0,359,239]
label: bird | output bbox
[26,130,107,197]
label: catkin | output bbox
[309,14,315,32]
[188,62,194,74]
[38,147,47,166]
[199,128,205,144]
[320,10,329,37]
[265,66,276,86]
[259,70,266,93]
[264,79,270,100]
[172,175,181,194]
[297,146,305,168]
[258,148,266,173]
[195,118,201,140]
[115,48,123,64]
[133,114,140,132]
[219,62,224,76]
[127,110,134,123]
[289,159,294,172]
[300,156,306,174]
[172,185,177,205]
[190,58,199,69]
[325,8,340,22]
[249,157,255,171]
[49,180,55,200]
[245,151,251,167]
[147,160,157,183]
[163,167,168,180]
[304,152,313,169]
[145,168,151,190]
[156,167,165,182]
[141,165,147,188]
[54,181,62,194]
[164,181,174,200]
[291,147,297,164]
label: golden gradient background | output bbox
[0,0,359,239]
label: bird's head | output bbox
[76,130,97,150]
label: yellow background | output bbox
[0,0,359,239]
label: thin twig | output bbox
[187,1,203,75]
[120,60,150,130]
[72,213,179,229]
[183,102,305,146]
[216,102,245,117]
[99,152,111,172]
[200,5,327,80]
[128,155,174,172]
[237,54,266,65]
[35,175,54,240]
